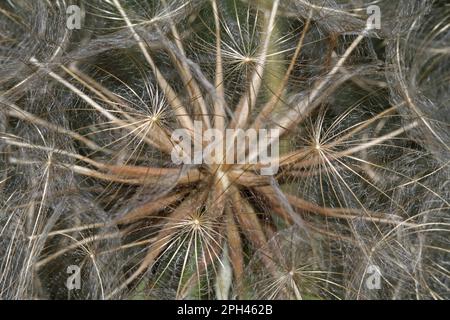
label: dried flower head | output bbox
[0,0,448,300]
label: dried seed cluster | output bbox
[0,0,448,300]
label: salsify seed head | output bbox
[0,0,449,300]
